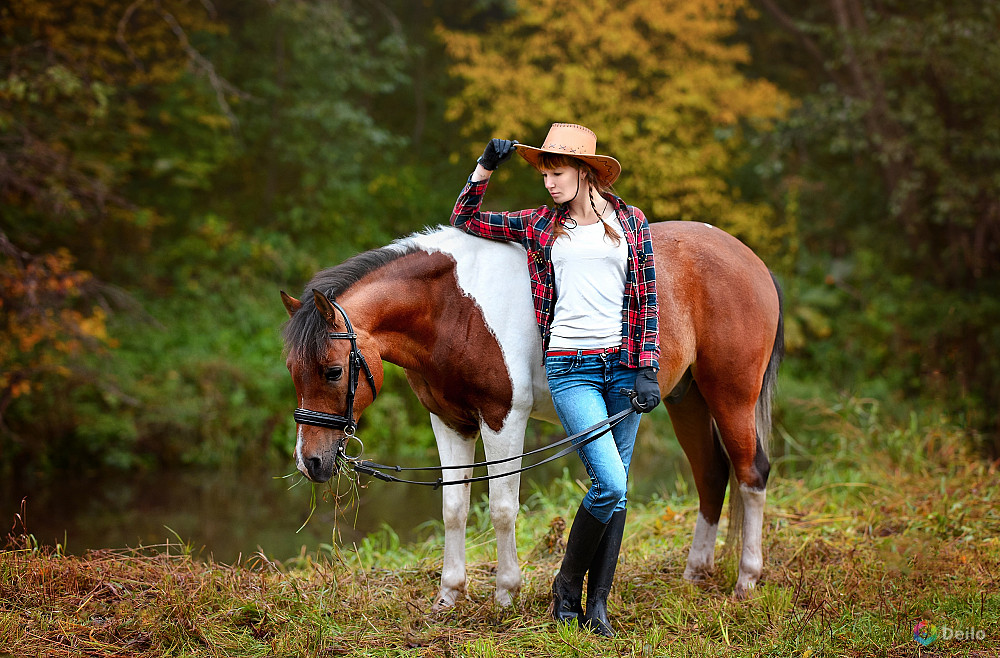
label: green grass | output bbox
[2,400,998,657]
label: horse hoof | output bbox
[430,590,460,613]
[733,579,757,600]
[494,589,516,608]
[682,566,712,582]
[430,598,452,613]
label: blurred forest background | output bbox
[2,0,998,496]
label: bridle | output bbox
[292,299,377,437]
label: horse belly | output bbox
[403,368,480,436]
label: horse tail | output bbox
[756,271,784,456]
[724,271,784,552]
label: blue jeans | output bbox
[545,351,642,523]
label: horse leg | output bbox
[700,387,770,599]
[666,383,730,582]
[481,413,528,607]
[732,474,767,599]
[429,413,477,612]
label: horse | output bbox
[280,221,783,609]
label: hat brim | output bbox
[515,144,621,187]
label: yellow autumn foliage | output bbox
[0,244,111,404]
[439,0,794,256]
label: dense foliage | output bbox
[1,0,998,481]
[750,0,1000,456]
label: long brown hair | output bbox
[537,152,621,245]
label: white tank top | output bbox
[548,210,628,350]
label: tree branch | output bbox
[117,0,148,71]
[156,3,249,137]
[829,0,872,100]
[117,0,251,137]
[829,0,919,228]
[753,0,853,91]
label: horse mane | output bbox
[282,238,421,362]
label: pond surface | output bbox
[3,428,692,563]
[4,465,456,563]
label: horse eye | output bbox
[325,366,343,382]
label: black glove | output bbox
[477,138,519,170]
[632,367,660,413]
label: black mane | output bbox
[282,243,418,362]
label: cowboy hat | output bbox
[515,123,621,187]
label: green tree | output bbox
[752,0,1000,451]
[196,0,425,260]
[0,1,260,472]
[0,0,496,473]
[0,0,235,281]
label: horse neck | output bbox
[339,251,455,372]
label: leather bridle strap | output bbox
[292,299,377,435]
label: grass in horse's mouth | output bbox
[275,460,365,535]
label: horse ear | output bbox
[280,290,302,317]
[312,289,340,329]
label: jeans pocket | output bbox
[544,355,577,377]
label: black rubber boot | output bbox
[583,509,627,637]
[552,504,608,624]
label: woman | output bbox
[449,123,661,637]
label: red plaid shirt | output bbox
[450,176,660,370]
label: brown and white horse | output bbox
[280,222,782,609]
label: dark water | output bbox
[3,432,691,562]
[3,465,455,562]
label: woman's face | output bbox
[541,165,584,204]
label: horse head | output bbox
[281,289,384,482]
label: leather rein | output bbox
[350,407,634,489]
[291,300,636,488]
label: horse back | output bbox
[406,223,778,426]
[651,221,780,392]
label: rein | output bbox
[292,299,637,488]
[348,407,634,488]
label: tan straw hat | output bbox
[516,123,621,187]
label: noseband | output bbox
[292,299,377,436]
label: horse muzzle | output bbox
[301,451,338,482]
[295,423,351,483]
[297,437,345,482]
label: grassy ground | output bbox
[2,401,998,657]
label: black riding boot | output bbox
[583,509,627,637]
[552,504,608,624]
